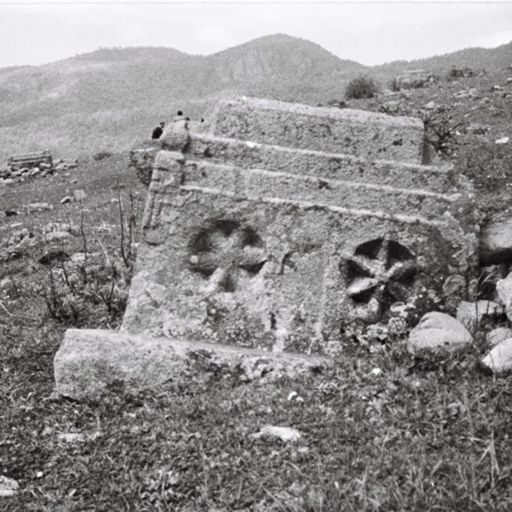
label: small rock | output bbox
[60,196,73,204]
[456,300,504,332]
[252,426,302,443]
[506,77,512,84]
[73,189,87,202]
[481,338,512,373]
[424,101,437,110]
[26,202,53,213]
[0,476,19,497]
[57,432,86,443]
[4,209,18,217]
[45,231,73,243]
[408,312,473,352]
[495,136,509,145]
[0,277,14,292]
[466,123,490,135]
[491,85,504,92]
[442,274,466,297]
[487,327,512,348]
[43,222,77,235]
[496,272,512,321]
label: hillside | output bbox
[0,34,510,160]
[375,40,512,77]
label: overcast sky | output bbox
[0,0,511,68]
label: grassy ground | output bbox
[2,70,512,510]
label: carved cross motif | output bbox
[341,234,417,322]
[188,220,267,293]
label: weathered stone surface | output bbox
[408,312,473,352]
[129,140,161,187]
[212,97,425,164]
[456,300,504,332]
[481,338,512,373]
[45,231,73,243]
[486,327,512,348]
[26,202,53,213]
[0,476,19,497]
[54,329,330,399]
[123,98,478,353]
[496,272,512,321]
[252,426,303,443]
[480,210,512,265]
[56,97,479,397]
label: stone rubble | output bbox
[0,156,79,185]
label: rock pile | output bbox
[0,156,79,186]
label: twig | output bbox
[0,300,40,323]
[79,202,88,285]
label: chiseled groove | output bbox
[184,158,459,202]
[189,132,451,176]
[178,184,449,228]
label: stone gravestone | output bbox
[54,97,478,398]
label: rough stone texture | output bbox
[252,426,303,443]
[0,476,19,497]
[56,97,479,397]
[211,97,425,164]
[129,140,162,187]
[408,312,473,352]
[496,272,512,321]
[54,329,330,399]
[480,209,512,265]
[123,97,478,354]
[486,327,512,348]
[481,338,512,373]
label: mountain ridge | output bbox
[0,33,510,159]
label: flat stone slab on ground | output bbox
[54,329,331,399]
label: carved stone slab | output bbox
[122,97,478,356]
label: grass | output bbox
[2,69,512,510]
[2,321,512,511]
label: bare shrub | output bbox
[38,191,137,328]
[422,112,462,159]
[345,75,379,100]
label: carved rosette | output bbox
[341,234,417,322]
[188,220,267,294]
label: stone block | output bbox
[56,97,479,397]
[54,329,330,399]
[123,98,478,355]
[211,97,426,164]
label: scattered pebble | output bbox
[57,432,86,443]
[252,425,303,443]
